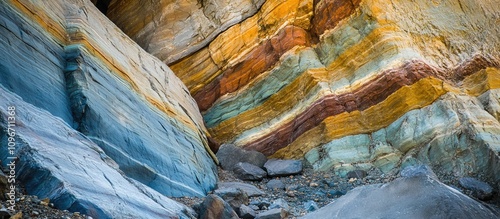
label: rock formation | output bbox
[109,0,500,183]
[1,0,500,217]
[0,0,217,217]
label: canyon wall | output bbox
[109,0,500,182]
[0,0,217,217]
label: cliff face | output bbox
[1,0,500,217]
[0,0,216,217]
[108,0,500,181]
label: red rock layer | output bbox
[194,26,311,111]
[243,58,499,155]
[311,0,362,38]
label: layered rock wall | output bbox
[0,0,218,216]
[110,0,500,182]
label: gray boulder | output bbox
[266,179,286,190]
[238,204,256,219]
[346,170,367,179]
[234,162,267,181]
[197,194,239,219]
[214,187,249,211]
[218,182,265,197]
[459,177,494,200]
[255,208,288,219]
[301,166,498,219]
[216,144,268,170]
[264,159,303,177]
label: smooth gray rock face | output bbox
[459,177,494,200]
[218,182,265,197]
[64,44,216,197]
[217,144,268,170]
[300,169,499,219]
[264,159,303,177]
[0,87,196,219]
[0,2,73,125]
[0,0,218,198]
[234,162,267,181]
[197,194,239,219]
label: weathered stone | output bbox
[0,0,217,200]
[303,200,319,212]
[301,174,499,219]
[459,177,494,200]
[233,162,267,181]
[218,182,265,197]
[346,170,367,179]
[255,208,288,219]
[213,187,249,211]
[217,144,268,170]
[106,0,266,64]
[264,159,303,177]
[266,180,286,190]
[197,194,239,219]
[0,87,196,218]
[400,165,438,179]
[269,198,289,210]
[238,204,256,219]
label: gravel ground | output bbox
[172,165,399,218]
[0,185,89,219]
[173,165,499,218]
[2,165,497,219]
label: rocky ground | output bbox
[172,164,499,218]
[0,163,498,219]
[0,186,89,219]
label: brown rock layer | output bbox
[311,0,362,38]
[243,58,499,155]
[194,25,311,111]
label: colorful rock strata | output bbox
[111,0,500,182]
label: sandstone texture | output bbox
[114,0,500,184]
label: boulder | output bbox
[238,204,256,219]
[303,200,319,212]
[459,177,494,200]
[266,180,286,190]
[301,166,499,219]
[264,159,303,177]
[346,170,367,179]
[218,182,265,197]
[216,144,268,170]
[255,208,289,219]
[269,198,289,210]
[197,194,239,219]
[213,187,249,211]
[233,162,267,181]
